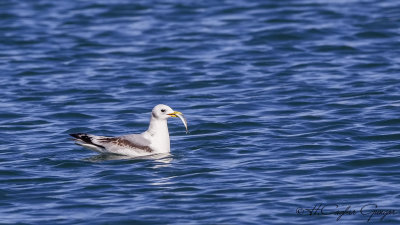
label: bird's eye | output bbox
[161,109,166,113]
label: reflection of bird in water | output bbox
[83,153,173,166]
[70,104,188,157]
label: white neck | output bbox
[144,115,170,153]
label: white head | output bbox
[151,104,189,133]
[151,104,175,120]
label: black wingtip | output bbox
[70,133,84,139]
[69,133,91,142]
[69,133,104,149]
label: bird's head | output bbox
[152,104,189,133]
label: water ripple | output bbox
[1,0,400,224]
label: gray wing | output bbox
[95,134,153,154]
[120,134,151,147]
[71,133,153,155]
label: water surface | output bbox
[1,0,400,224]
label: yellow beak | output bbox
[168,111,189,134]
[168,111,182,117]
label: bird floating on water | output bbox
[70,104,188,157]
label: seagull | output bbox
[70,104,188,157]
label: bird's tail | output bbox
[69,133,105,152]
[70,133,93,143]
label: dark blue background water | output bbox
[1,0,400,224]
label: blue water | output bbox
[1,0,400,224]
